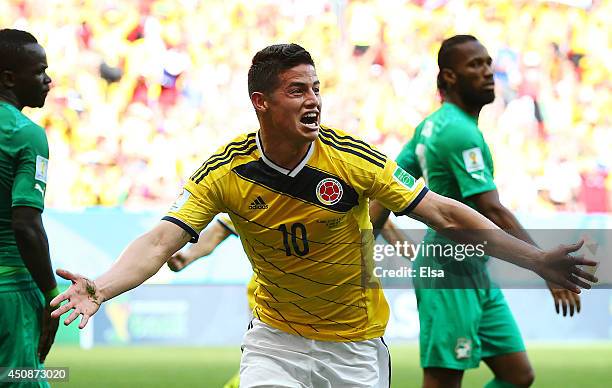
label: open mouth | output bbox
[300,112,319,128]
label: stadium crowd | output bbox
[2,0,609,213]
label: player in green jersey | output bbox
[0,29,57,387]
[372,35,582,388]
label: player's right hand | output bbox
[534,240,598,294]
[50,269,103,329]
[38,305,59,363]
[549,285,581,317]
[167,251,190,272]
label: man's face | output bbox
[262,64,321,143]
[450,40,495,107]
[12,43,52,108]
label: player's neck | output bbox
[0,92,22,111]
[444,96,482,120]
[259,130,311,171]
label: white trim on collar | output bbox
[256,131,315,177]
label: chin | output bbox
[468,91,495,107]
[480,91,496,105]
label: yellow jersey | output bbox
[165,125,427,341]
[217,215,258,311]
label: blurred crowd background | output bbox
[2,0,610,213]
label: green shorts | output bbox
[0,282,49,388]
[415,287,525,370]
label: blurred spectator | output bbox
[0,0,608,214]
[580,162,609,213]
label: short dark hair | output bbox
[248,43,315,96]
[0,29,39,71]
[436,34,478,91]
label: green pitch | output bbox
[45,344,612,387]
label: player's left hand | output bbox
[547,281,581,317]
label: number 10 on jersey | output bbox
[278,223,309,256]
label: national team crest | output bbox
[316,178,343,206]
[455,338,472,360]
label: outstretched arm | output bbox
[51,220,191,328]
[469,189,581,316]
[410,191,597,293]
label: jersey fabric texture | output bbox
[398,101,496,287]
[396,102,524,369]
[0,101,49,287]
[166,125,427,341]
[217,215,258,311]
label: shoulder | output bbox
[0,104,45,137]
[433,116,483,152]
[189,131,258,185]
[318,125,387,170]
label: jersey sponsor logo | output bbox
[470,171,487,182]
[35,155,48,183]
[170,189,191,212]
[249,196,268,210]
[462,147,485,173]
[393,166,416,190]
[316,178,343,206]
[34,183,45,196]
[455,337,472,359]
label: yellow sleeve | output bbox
[163,177,223,243]
[366,158,428,216]
[217,214,237,236]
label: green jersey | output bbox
[397,102,496,204]
[397,102,496,285]
[0,101,49,284]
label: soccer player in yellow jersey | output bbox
[52,44,596,387]
[168,214,405,388]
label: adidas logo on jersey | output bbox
[249,196,268,210]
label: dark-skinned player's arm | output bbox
[379,218,417,260]
[12,206,58,362]
[469,189,581,316]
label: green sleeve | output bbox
[442,125,496,199]
[12,124,49,211]
[396,129,423,179]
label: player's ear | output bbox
[251,92,268,113]
[441,68,456,89]
[0,70,16,88]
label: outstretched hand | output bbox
[50,269,103,329]
[535,240,598,294]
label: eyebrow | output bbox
[466,55,492,64]
[287,80,320,88]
